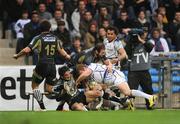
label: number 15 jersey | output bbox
[28,33,62,64]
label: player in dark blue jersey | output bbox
[52,66,78,111]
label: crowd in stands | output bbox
[0,0,179,65]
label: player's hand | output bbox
[111,58,118,64]
[107,64,112,73]
[65,54,71,60]
[13,54,18,59]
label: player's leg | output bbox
[45,63,57,93]
[32,64,46,110]
[32,81,46,110]
[117,82,157,108]
[56,100,66,111]
[102,89,128,107]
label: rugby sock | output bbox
[33,89,46,109]
[109,96,127,105]
[56,101,65,111]
[82,106,88,111]
[131,90,151,99]
[103,92,127,106]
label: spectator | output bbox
[49,9,69,31]
[14,10,30,53]
[134,9,151,33]
[71,0,87,38]
[97,27,107,44]
[27,0,41,12]
[84,22,98,49]
[98,0,114,15]
[132,0,151,17]
[38,3,53,20]
[55,0,69,29]
[44,0,56,15]
[101,19,111,29]
[67,36,83,56]
[163,0,180,22]
[169,11,180,51]
[23,11,40,65]
[2,0,28,39]
[113,0,127,20]
[64,0,79,30]
[94,5,112,27]
[151,13,169,37]
[53,20,71,49]
[79,11,94,38]
[86,0,99,17]
[149,0,158,15]
[149,28,169,56]
[157,6,169,24]
[151,13,171,49]
[114,9,134,36]
[53,20,71,65]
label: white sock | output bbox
[82,106,88,111]
[33,89,43,102]
[131,90,152,99]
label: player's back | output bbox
[88,63,107,83]
[31,33,58,64]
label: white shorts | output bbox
[103,69,127,87]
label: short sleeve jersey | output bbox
[28,33,62,63]
[103,38,123,59]
[88,63,126,86]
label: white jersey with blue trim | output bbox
[103,38,123,59]
[88,63,126,86]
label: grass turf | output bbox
[0,110,180,124]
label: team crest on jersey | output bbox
[43,36,56,42]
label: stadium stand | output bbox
[0,47,24,65]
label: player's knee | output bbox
[45,84,53,93]
[31,82,39,89]
[123,90,131,96]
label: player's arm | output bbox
[57,41,71,60]
[76,68,92,86]
[13,36,39,59]
[104,58,112,73]
[117,47,128,61]
[13,46,31,59]
[86,84,103,98]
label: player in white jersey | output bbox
[103,26,127,66]
[76,63,157,109]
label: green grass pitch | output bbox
[0,110,180,124]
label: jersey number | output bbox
[45,45,55,55]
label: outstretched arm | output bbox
[58,48,71,60]
[76,68,92,86]
[13,47,31,59]
[118,48,128,61]
[104,59,112,73]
